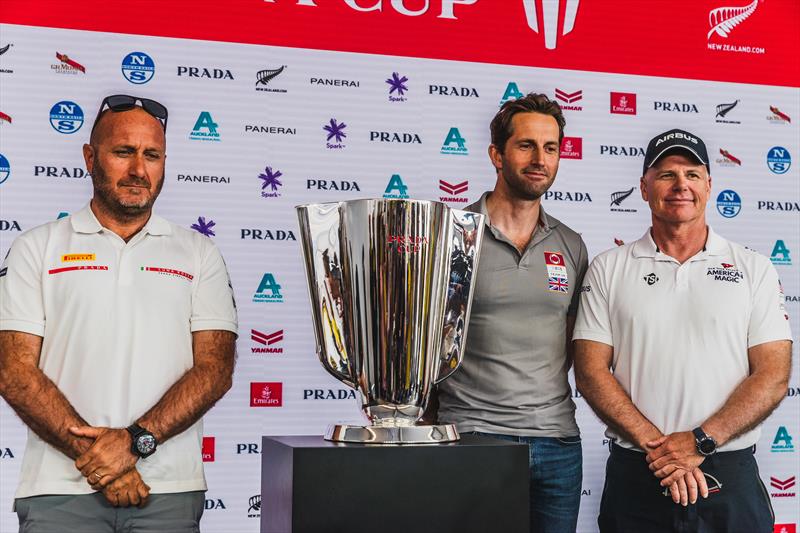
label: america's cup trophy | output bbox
[297,199,485,444]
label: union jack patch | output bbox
[548,276,569,293]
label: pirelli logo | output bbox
[61,253,95,262]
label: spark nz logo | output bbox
[386,72,409,102]
[191,217,216,237]
[324,118,347,149]
[522,0,580,50]
[259,166,283,198]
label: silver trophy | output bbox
[297,199,485,444]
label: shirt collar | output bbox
[476,191,556,232]
[632,225,725,258]
[70,203,172,236]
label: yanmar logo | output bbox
[707,0,765,54]
[251,329,284,354]
[555,89,582,111]
[439,179,469,203]
[770,476,796,498]
[263,0,580,50]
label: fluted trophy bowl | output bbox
[296,199,485,443]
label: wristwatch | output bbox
[692,427,717,456]
[126,423,157,458]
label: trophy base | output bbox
[324,424,459,444]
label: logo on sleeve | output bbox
[706,262,744,283]
[140,266,194,281]
[544,252,569,293]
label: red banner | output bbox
[2,0,798,86]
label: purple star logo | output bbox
[323,118,347,142]
[259,166,283,191]
[191,216,216,237]
[386,72,408,95]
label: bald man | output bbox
[0,95,238,532]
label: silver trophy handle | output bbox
[297,203,357,388]
[434,209,485,384]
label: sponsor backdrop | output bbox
[1,1,799,532]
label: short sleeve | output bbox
[568,237,589,316]
[0,234,46,336]
[190,240,238,335]
[572,256,613,346]
[747,260,793,347]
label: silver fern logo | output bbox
[707,0,759,40]
[522,0,580,50]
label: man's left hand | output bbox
[71,426,137,487]
[645,431,705,485]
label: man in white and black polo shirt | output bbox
[0,95,238,532]
[573,129,792,532]
[431,93,589,533]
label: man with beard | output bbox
[0,95,238,532]
[432,93,588,533]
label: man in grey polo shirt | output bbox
[433,92,588,533]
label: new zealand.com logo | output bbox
[324,118,347,149]
[259,166,283,198]
[386,72,408,102]
[256,66,287,93]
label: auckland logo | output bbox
[770,240,792,266]
[384,174,409,199]
[555,88,582,111]
[500,82,524,106]
[324,118,347,149]
[190,112,220,141]
[440,128,468,155]
[522,0,580,49]
[259,166,283,198]
[439,179,469,203]
[386,72,409,102]
[253,273,284,303]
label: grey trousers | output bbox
[15,491,205,533]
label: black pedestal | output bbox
[260,434,529,533]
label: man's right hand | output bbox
[102,468,150,507]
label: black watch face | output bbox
[699,438,716,455]
[136,434,156,455]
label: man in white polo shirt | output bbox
[0,95,238,532]
[573,129,792,533]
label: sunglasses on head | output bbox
[91,94,168,134]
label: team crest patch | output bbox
[61,253,96,262]
[141,266,194,281]
[544,251,569,293]
[706,262,743,283]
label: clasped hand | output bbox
[645,431,708,506]
[70,426,149,507]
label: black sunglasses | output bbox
[91,94,168,134]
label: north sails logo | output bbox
[708,0,758,40]
[522,0,580,49]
